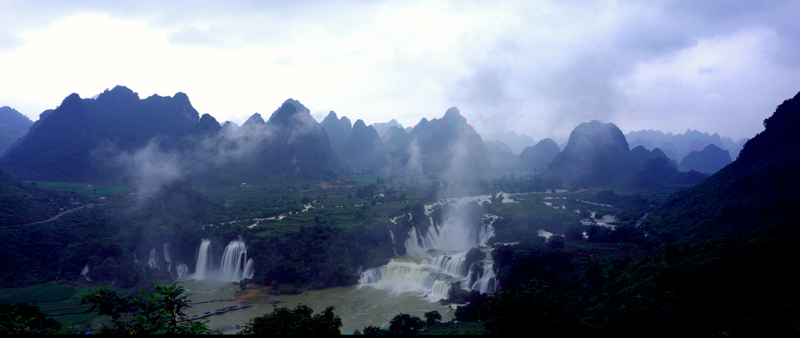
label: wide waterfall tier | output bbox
[358,251,497,299]
[191,238,255,282]
[465,262,498,294]
[358,257,458,300]
[219,239,254,282]
[404,215,495,256]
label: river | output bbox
[179,279,456,334]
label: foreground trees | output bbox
[79,282,212,334]
[237,304,342,335]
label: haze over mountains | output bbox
[0,106,33,155]
[2,85,800,335]
[0,85,744,191]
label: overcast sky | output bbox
[2,0,799,141]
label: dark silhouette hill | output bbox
[320,111,351,151]
[340,119,386,173]
[0,106,33,155]
[631,145,678,169]
[402,107,489,177]
[480,131,536,155]
[0,86,199,181]
[381,126,410,173]
[549,120,634,179]
[678,144,732,174]
[626,129,745,161]
[518,138,560,170]
[371,119,403,138]
[201,99,340,184]
[547,120,664,189]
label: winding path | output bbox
[2,203,105,228]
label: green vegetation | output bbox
[33,181,131,198]
[79,282,212,334]
[237,304,342,335]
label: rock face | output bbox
[518,138,561,170]
[402,107,489,177]
[320,111,352,151]
[0,86,200,181]
[0,106,33,155]
[341,119,386,172]
[678,144,732,174]
[548,120,635,179]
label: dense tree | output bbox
[79,282,212,334]
[424,310,442,327]
[0,302,62,334]
[388,313,425,335]
[238,304,342,335]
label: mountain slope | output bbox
[0,106,33,155]
[518,138,560,170]
[678,144,732,174]
[0,86,199,181]
[650,91,800,244]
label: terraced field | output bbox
[0,282,95,325]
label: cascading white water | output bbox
[191,239,255,281]
[176,263,189,278]
[360,195,503,300]
[79,263,91,281]
[466,262,497,294]
[194,239,212,279]
[243,259,255,280]
[424,252,469,277]
[147,248,159,269]
[220,240,248,281]
[358,258,457,300]
[404,217,495,256]
[163,243,172,262]
[389,230,398,256]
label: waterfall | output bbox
[191,239,254,282]
[467,262,497,293]
[243,258,255,280]
[360,194,502,300]
[404,216,495,256]
[163,243,172,262]
[389,230,398,256]
[147,248,159,269]
[194,239,212,279]
[220,240,248,281]
[176,263,189,278]
[79,263,91,281]
[357,259,455,300]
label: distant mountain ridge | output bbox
[678,144,732,174]
[548,120,705,189]
[0,86,199,181]
[626,129,747,162]
[0,106,33,156]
